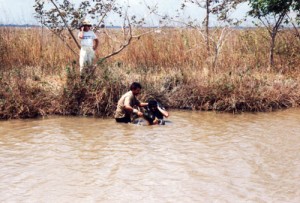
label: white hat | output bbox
[81,19,92,26]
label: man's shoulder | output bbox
[122,91,133,98]
[88,30,97,37]
[82,30,96,36]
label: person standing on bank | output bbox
[115,82,148,123]
[78,19,99,74]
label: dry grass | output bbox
[1,27,300,119]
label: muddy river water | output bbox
[0,109,299,202]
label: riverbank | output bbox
[1,64,299,119]
[1,27,300,119]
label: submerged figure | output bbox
[143,100,169,125]
[114,82,148,123]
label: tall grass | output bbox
[0,27,76,73]
[1,27,300,119]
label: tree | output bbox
[34,0,152,64]
[180,0,245,53]
[288,2,300,41]
[248,0,300,68]
[158,0,244,72]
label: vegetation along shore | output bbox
[0,26,300,119]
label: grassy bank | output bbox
[1,27,300,119]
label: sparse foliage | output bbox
[147,0,245,72]
[179,0,245,52]
[33,0,152,63]
[248,0,300,68]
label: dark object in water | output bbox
[132,99,166,125]
[143,109,156,125]
[143,109,165,125]
[144,99,166,125]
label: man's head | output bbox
[130,82,142,96]
[80,19,92,31]
[148,100,158,111]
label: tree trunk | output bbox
[269,31,276,68]
[268,13,286,68]
[205,0,210,53]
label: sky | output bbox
[0,0,251,26]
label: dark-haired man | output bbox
[143,100,169,125]
[115,82,148,123]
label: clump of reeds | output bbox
[0,71,58,119]
[57,64,128,117]
[167,71,300,112]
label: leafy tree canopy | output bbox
[248,0,300,18]
[34,0,123,32]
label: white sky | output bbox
[0,0,251,26]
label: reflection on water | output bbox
[0,109,300,202]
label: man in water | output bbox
[143,100,169,125]
[115,82,148,123]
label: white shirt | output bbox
[78,31,97,47]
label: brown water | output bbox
[0,109,300,202]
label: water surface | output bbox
[0,109,300,202]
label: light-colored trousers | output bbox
[79,46,95,73]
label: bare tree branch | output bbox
[288,14,300,40]
[49,0,80,49]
